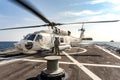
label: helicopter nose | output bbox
[25,42,33,50]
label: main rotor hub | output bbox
[49,22,56,27]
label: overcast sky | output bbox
[0,0,120,41]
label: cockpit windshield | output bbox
[24,34,36,41]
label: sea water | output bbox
[0,41,120,51]
[0,41,17,50]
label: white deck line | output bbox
[62,51,102,80]
[95,45,120,60]
[1,58,120,69]
[22,58,75,65]
[0,59,21,66]
[22,59,46,62]
[0,58,74,66]
[22,58,120,69]
[82,63,120,68]
[68,47,87,54]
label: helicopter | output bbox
[0,0,119,54]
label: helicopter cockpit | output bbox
[24,33,43,42]
[24,34,36,41]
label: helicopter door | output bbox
[60,37,64,43]
[35,35,43,42]
[34,34,44,49]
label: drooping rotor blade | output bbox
[12,0,51,24]
[0,24,48,30]
[60,20,120,25]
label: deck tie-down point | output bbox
[37,56,65,80]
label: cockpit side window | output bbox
[24,34,36,41]
[35,35,43,42]
[60,38,64,43]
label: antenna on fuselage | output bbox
[78,23,85,42]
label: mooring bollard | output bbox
[37,56,65,80]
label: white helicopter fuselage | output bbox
[15,30,76,54]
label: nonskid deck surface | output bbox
[0,44,120,80]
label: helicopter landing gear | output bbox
[51,47,54,53]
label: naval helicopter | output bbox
[0,0,119,54]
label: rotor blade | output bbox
[12,0,51,24]
[60,20,120,25]
[0,24,48,30]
